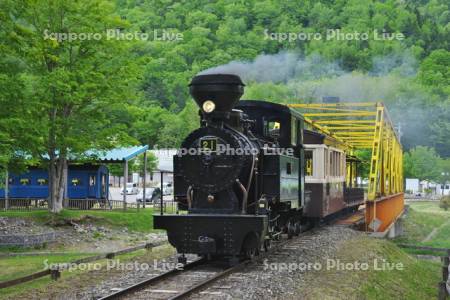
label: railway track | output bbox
[97,236,295,300]
[97,209,361,300]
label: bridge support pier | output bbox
[366,192,404,233]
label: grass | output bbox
[0,208,158,233]
[0,208,173,297]
[359,240,440,299]
[0,244,176,299]
[0,253,93,282]
[301,236,441,299]
[394,201,450,249]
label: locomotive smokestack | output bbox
[189,74,245,115]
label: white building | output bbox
[150,149,177,185]
[406,179,450,196]
[405,178,420,194]
[437,183,450,196]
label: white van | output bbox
[121,182,139,195]
[162,183,173,195]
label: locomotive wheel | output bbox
[242,233,260,260]
[244,247,259,260]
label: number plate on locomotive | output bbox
[200,137,218,152]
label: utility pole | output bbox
[396,122,403,143]
[4,169,9,210]
[143,151,147,209]
[123,160,128,210]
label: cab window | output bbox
[264,119,281,139]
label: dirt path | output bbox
[422,219,450,243]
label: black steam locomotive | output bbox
[154,74,363,263]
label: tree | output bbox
[437,158,450,192]
[0,0,43,176]
[157,102,200,148]
[403,146,442,181]
[2,0,140,212]
[418,49,450,97]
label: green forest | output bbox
[0,0,449,208]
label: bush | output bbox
[440,196,450,211]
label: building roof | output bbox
[86,145,149,163]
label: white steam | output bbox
[199,52,343,83]
[199,51,417,84]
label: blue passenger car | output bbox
[0,164,109,200]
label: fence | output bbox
[0,197,177,213]
[440,250,450,300]
[404,194,442,201]
[0,241,165,289]
[0,198,48,210]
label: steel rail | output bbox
[98,257,206,300]
[168,260,249,300]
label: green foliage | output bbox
[156,102,200,148]
[403,146,442,181]
[394,201,450,248]
[418,49,450,96]
[0,253,91,282]
[440,196,450,211]
[353,150,371,179]
[2,0,141,156]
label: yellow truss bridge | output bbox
[288,102,404,234]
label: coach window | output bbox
[335,152,339,176]
[20,178,30,185]
[101,175,107,196]
[71,178,82,186]
[89,175,96,186]
[305,150,313,176]
[337,152,341,176]
[37,178,48,186]
[330,152,334,176]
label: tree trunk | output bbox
[49,155,67,213]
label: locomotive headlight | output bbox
[202,100,216,113]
